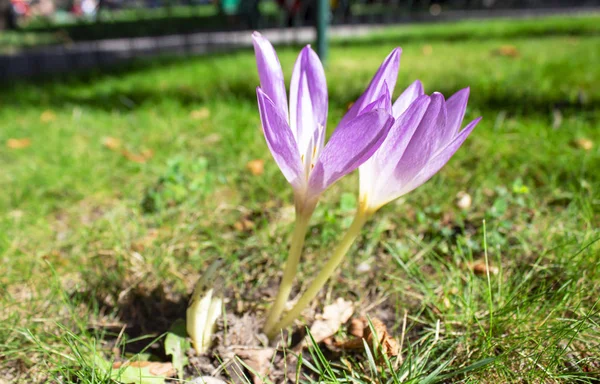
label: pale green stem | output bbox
[263,208,312,335]
[266,207,372,339]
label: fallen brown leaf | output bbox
[571,138,593,151]
[234,347,275,384]
[6,138,31,149]
[102,136,122,151]
[493,45,520,57]
[112,361,176,377]
[337,317,399,357]
[233,219,255,232]
[130,229,159,252]
[190,108,211,120]
[348,317,365,338]
[40,110,56,123]
[122,149,154,163]
[246,159,265,176]
[203,133,221,144]
[309,298,354,344]
[469,261,499,276]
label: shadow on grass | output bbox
[1,26,599,117]
[72,283,187,359]
[1,70,597,117]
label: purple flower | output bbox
[357,53,481,212]
[253,32,395,212]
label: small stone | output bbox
[455,191,472,210]
[356,260,372,273]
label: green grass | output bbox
[1,14,599,382]
[344,14,600,42]
[0,30,62,54]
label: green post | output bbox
[316,0,329,64]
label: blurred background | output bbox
[1,0,599,78]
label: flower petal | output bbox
[252,32,289,121]
[392,80,424,117]
[443,87,470,144]
[359,95,430,208]
[353,84,393,206]
[339,48,401,126]
[393,92,447,183]
[289,45,328,149]
[359,81,392,115]
[308,109,394,198]
[257,87,304,190]
[369,94,431,178]
[401,116,481,195]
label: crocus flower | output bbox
[254,32,396,336]
[356,55,481,212]
[253,32,395,214]
[269,48,481,337]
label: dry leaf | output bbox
[40,110,56,123]
[233,219,255,232]
[571,138,593,151]
[348,317,365,337]
[131,230,159,252]
[234,347,275,384]
[337,317,399,357]
[469,261,499,276]
[6,138,31,149]
[203,133,221,144]
[246,159,265,176]
[190,108,211,120]
[455,191,472,210]
[493,45,520,57]
[309,298,354,344]
[112,361,176,377]
[122,149,154,163]
[102,136,122,150]
[422,44,433,56]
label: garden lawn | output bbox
[1,15,599,383]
